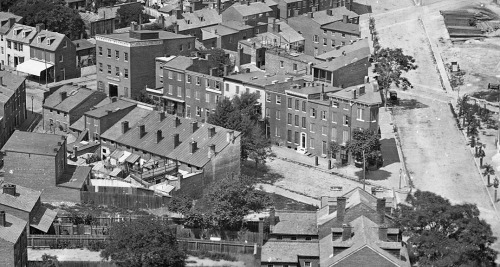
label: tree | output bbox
[167,194,193,215]
[394,190,497,266]
[41,254,59,267]
[116,4,146,28]
[373,48,418,106]
[101,217,186,267]
[0,0,17,12]
[197,48,233,76]
[208,92,271,163]
[133,89,155,105]
[191,175,271,230]
[143,22,164,30]
[328,141,341,158]
[11,0,85,40]
[483,163,495,187]
[346,129,381,162]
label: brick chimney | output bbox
[327,9,333,16]
[191,121,198,133]
[2,184,16,196]
[336,197,346,223]
[60,91,67,101]
[342,224,352,241]
[0,76,3,86]
[156,130,163,143]
[208,144,216,158]
[258,218,264,246]
[226,130,234,142]
[208,126,216,138]
[377,198,386,223]
[0,211,5,227]
[36,23,45,32]
[121,121,129,134]
[174,117,181,128]
[173,133,180,148]
[269,207,276,229]
[309,12,313,18]
[343,15,349,23]
[159,111,166,122]
[139,125,146,138]
[379,226,388,241]
[190,141,197,153]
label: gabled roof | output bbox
[222,20,254,31]
[73,39,94,51]
[31,30,68,52]
[5,23,37,44]
[85,99,136,118]
[43,85,105,113]
[321,20,360,35]
[159,4,177,13]
[202,24,238,37]
[30,204,57,233]
[0,12,22,35]
[316,38,369,61]
[313,46,370,72]
[0,213,26,244]
[101,106,153,141]
[1,131,65,156]
[289,7,358,26]
[98,30,193,43]
[0,182,41,212]
[162,56,194,70]
[320,216,410,267]
[273,211,317,235]
[328,82,382,106]
[111,112,241,167]
[228,2,272,17]
[0,71,25,103]
[162,8,222,32]
[261,240,319,263]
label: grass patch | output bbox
[188,251,238,262]
[261,192,317,211]
[470,90,499,103]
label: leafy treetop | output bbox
[346,129,380,160]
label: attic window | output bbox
[37,35,46,43]
[46,38,54,45]
[199,16,204,21]
[15,28,22,35]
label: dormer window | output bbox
[15,28,22,35]
[46,38,54,46]
[37,35,46,43]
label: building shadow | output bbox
[396,99,429,110]
[380,137,400,166]
[351,2,372,15]
[354,168,392,181]
[241,160,284,184]
[18,112,42,132]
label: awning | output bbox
[109,149,124,160]
[16,60,54,76]
[125,153,140,164]
[109,168,122,177]
[118,151,131,163]
[30,206,57,233]
[162,95,185,103]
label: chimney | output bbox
[378,226,388,241]
[343,15,349,23]
[0,211,5,227]
[269,207,276,227]
[247,0,251,5]
[2,184,16,196]
[309,12,313,18]
[173,133,180,148]
[106,110,113,115]
[364,76,369,83]
[8,17,16,28]
[336,197,346,223]
[139,125,146,138]
[342,224,352,241]
[156,130,163,143]
[191,121,198,133]
[0,76,3,86]
[158,111,166,122]
[224,65,229,76]
[190,141,198,153]
[130,21,137,31]
[208,144,216,158]
[377,198,386,223]
[327,9,333,16]
[352,88,357,99]
[226,130,234,142]
[121,121,129,134]
[208,126,216,138]
[60,91,67,101]
[371,187,377,196]
[73,146,78,158]
[174,117,181,127]
[36,23,45,32]
[138,13,143,29]
[321,84,325,101]
[258,217,264,246]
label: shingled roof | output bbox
[0,212,26,244]
[228,2,272,16]
[0,182,40,212]
[261,240,319,263]
[1,131,65,156]
[43,85,106,113]
[30,30,68,52]
[273,210,318,235]
[5,23,37,44]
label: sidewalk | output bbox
[256,183,320,207]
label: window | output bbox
[332,101,338,108]
[265,108,270,118]
[293,63,297,71]
[276,95,281,104]
[357,108,363,121]
[323,38,327,46]
[195,76,201,85]
[160,76,163,84]
[322,140,327,155]
[196,106,201,116]
[276,110,281,120]
[107,48,111,57]
[206,93,210,103]
[216,95,220,103]
[287,98,292,108]
[310,108,316,118]
[7,41,11,49]
[291,236,297,240]
[0,47,3,54]
[216,81,221,90]
[195,91,200,100]
[115,50,119,59]
[187,75,191,83]
[206,79,210,87]
[225,84,229,91]
[343,130,349,143]
[186,88,191,98]
[309,123,315,132]
[168,85,173,95]
[275,127,280,137]
[280,61,284,68]
[343,115,349,126]
[301,117,306,128]
[186,105,191,117]
[287,113,292,125]
[188,42,192,49]
[13,42,16,50]
[124,52,128,61]
[302,102,306,112]
[168,71,173,79]
[342,33,346,38]
[59,55,63,62]
[287,130,292,142]
[321,110,327,120]
[246,87,250,94]
[310,138,315,148]
[99,63,103,72]
[295,99,299,110]
[370,109,378,122]
[124,68,129,78]
[313,35,319,43]
[314,47,318,56]
[331,127,337,141]
[177,73,182,81]
[179,44,183,51]
[178,87,182,97]
[63,40,67,48]
[332,39,336,47]
[115,66,119,76]
[107,65,111,74]
[294,131,299,144]
[236,86,240,94]
[266,92,271,102]
[294,115,299,126]
[322,125,327,135]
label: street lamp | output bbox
[31,95,34,114]
[494,177,499,203]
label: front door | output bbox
[109,83,118,97]
[300,132,306,149]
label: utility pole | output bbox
[494,178,499,203]
[363,148,366,191]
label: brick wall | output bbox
[0,205,29,223]
[331,57,369,88]
[0,80,26,147]
[4,152,56,192]
[52,39,79,81]
[265,51,312,76]
[43,108,70,131]
[204,133,241,184]
[335,246,396,266]
[0,238,15,267]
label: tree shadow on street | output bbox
[351,2,372,15]
[354,168,391,181]
[396,99,429,110]
[241,160,284,185]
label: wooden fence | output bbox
[80,191,170,209]
[28,235,255,255]
[29,262,116,267]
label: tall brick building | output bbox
[0,210,27,267]
[0,71,27,148]
[0,12,23,67]
[95,26,196,99]
[222,0,275,26]
[275,0,352,19]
